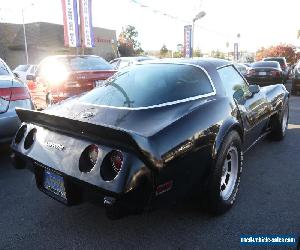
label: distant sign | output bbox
[184,25,192,58]
[234,43,239,61]
[79,0,94,48]
[61,0,80,47]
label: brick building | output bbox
[0,22,118,68]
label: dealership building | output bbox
[0,22,118,68]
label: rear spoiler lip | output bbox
[15,108,162,170]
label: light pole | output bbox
[21,3,34,65]
[192,11,206,57]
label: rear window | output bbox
[38,56,113,73]
[14,65,30,72]
[0,61,11,76]
[252,61,280,68]
[79,63,214,108]
[263,58,285,65]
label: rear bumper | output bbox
[0,112,20,144]
[0,99,34,144]
[11,152,154,215]
[247,77,282,85]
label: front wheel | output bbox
[207,130,243,214]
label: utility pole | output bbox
[21,3,34,65]
[22,8,28,64]
[192,11,206,57]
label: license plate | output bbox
[94,80,104,87]
[43,169,67,200]
[258,72,267,76]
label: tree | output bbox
[118,25,144,57]
[193,48,202,57]
[255,44,298,64]
[211,50,225,59]
[160,44,169,58]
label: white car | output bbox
[13,64,37,83]
[109,56,155,70]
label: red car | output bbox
[27,55,116,109]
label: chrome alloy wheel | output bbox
[282,104,288,134]
[220,146,239,200]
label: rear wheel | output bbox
[207,131,242,214]
[269,101,289,141]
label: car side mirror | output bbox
[13,72,20,78]
[26,74,36,81]
[249,84,260,96]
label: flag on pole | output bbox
[79,0,94,48]
[184,25,192,58]
[61,0,80,47]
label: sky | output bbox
[0,0,300,52]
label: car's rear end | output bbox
[0,73,34,144]
[263,57,288,83]
[11,62,217,218]
[31,55,116,109]
[246,61,283,86]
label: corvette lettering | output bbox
[46,142,65,151]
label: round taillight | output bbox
[24,128,37,150]
[88,144,99,166]
[100,150,124,181]
[110,150,123,173]
[15,124,27,144]
[79,144,99,173]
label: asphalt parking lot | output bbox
[0,84,299,250]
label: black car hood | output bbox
[44,98,213,137]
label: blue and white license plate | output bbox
[43,170,67,200]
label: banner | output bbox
[61,0,80,47]
[234,42,239,61]
[184,25,192,58]
[79,0,94,48]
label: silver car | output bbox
[0,58,34,144]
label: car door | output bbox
[218,65,270,150]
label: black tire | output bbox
[11,153,26,169]
[207,130,242,215]
[269,100,289,141]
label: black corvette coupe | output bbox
[11,58,289,218]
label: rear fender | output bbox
[212,117,243,160]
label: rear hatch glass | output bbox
[79,63,214,108]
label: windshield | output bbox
[0,61,11,76]
[14,65,30,72]
[79,63,213,108]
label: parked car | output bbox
[13,64,37,83]
[291,60,300,95]
[263,57,289,83]
[27,55,116,109]
[246,61,283,86]
[0,58,34,144]
[109,56,154,70]
[11,59,289,219]
[235,63,250,78]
